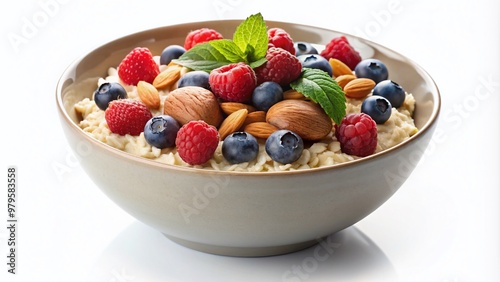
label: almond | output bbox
[164,86,223,127]
[242,111,266,127]
[243,122,279,139]
[220,102,256,115]
[137,81,160,109]
[283,89,307,100]
[266,100,332,141]
[329,58,354,77]
[218,109,248,140]
[335,74,356,90]
[153,65,182,89]
[343,78,376,99]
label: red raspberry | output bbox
[335,113,377,157]
[118,47,159,86]
[320,36,362,70]
[209,62,257,102]
[176,120,220,165]
[184,28,224,50]
[105,99,153,136]
[267,27,295,55]
[254,47,302,86]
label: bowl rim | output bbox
[56,19,441,176]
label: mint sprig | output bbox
[233,13,268,62]
[290,68,346,125]
[173,13,268,71]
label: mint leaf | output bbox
[233,12,268,62]
[249,57,267,69]
[208,39,247,63]
[172,43,232,71]
[290,68,346,125]
[173,13,269,72]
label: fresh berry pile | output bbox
[86,13,415,167]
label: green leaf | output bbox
[290,68,346,125]
[233,12,268,62]
[249,57,267,69]
[208,39,247,63]
[172,42,232,72]
[172,13,269,73]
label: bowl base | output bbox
[164,234,319,257]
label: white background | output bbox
[1,0,499,281]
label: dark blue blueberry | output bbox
[251,81,283,111]
[178,70,211,90]
[265,130,304,164]
[294,42,318,56]
[361,95,392,124]
[222,132,259,164]
[298,54,333,77]
[372,80,406,108]
[143,115,180,149]
[354,59,389,84]
[93,82,127,111]
[159,45,186,65]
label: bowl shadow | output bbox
[86,221,398,282]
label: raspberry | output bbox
[118,47,159,86]
[320,36,362,70]
[184,28,224,50]
[254,47,302,86]
[209,62,257,102]
[335,113,377,157]
[176,120,220,165]
[105,99,153,136]
[267,27,295,55]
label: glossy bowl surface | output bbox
[56,20,440,256]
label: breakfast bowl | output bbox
[56,19,440,257]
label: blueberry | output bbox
[298,54,333,77]
[294,42,318,56]
[93,82,127,111]
[160,45,186,65]
[372,80,406,108]
[177,70,210,90]
[143,115,180,149]
[251,81,283,111]
[265,130,304,164]
[222,132,259,164]
[354,59,389,84]
[361,95,392,124]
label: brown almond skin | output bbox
[164,86,223,127]
[266,100,333,141]
[335,74,356,90]
[243,122,279,139]
[343,78,376,99]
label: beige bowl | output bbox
[56,20,440,257]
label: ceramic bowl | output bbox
[56,20,440,257]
